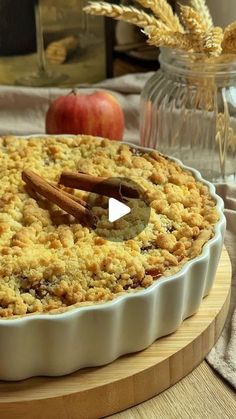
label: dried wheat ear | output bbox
[84,0,236,57]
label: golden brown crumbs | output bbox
[0,135,219,317]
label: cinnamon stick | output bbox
[59,172,140,200]
[50,184,90,209]
[26,182,90,209]
[22,170,96,227]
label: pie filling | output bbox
[0,135,219,317]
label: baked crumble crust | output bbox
[0,135,219,317]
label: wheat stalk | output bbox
[135,0,183,32]
[190,0,213,30]
[83,2,163,29]
[203,27,223,57]
[222,22,236,53]
[84,1,236,57]
[179,5,205,34]
[179,4,206,48]
[143,25,195,51]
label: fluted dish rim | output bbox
[0,136,225,324]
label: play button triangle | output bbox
[108,198,131,223]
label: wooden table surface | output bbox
[110,361,236,418]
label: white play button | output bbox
[108,198,131,223]
[87,176,151,242]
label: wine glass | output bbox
[17,0,67,86]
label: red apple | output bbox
[46,91,125,141]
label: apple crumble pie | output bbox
[0,135,219,317]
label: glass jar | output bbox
[140,48,236,182]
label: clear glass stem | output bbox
[15,0,67,86]
[220,88,229,181]
[82,0,88,33]
[35,0,47,75]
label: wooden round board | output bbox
[0,247,231,419]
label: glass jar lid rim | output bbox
[159,47,236,75]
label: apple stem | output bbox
[71,89,78,96]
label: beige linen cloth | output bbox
[0,73,235,388]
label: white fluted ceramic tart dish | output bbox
[0,135,225,380]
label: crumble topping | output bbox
[0,135,219,317]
